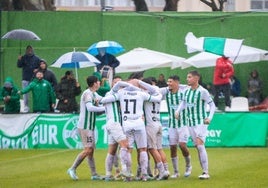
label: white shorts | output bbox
[188,125,208,144]
[146,123,162,150]
[78,128,95,148]
[125,126,147,149]
[168,126,189,145]
[106,122,127,145]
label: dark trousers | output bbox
[214,83,231,107]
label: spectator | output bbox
[95,47,120,78]
[0,77,20,114]
[205,82,215,97]
[247,70,263,106]
[213,56,234,109]
[17,45,41,112]
[37,59,57,90]
[19,70,56,113]
[156,74,167,88]
[230,76,241,97]
[55,71,81,113]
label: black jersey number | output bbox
[151,102,160,114]
[123,99,137,114]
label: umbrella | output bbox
[180,45,268,69]
[115,47,185,73]
[87,40,125,55]
[51,51,101,80]
[1,29,41,54]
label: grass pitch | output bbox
[0,147,267,188]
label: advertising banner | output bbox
[0,112,267,149]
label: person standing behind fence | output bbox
[247,70,263,106]
[0,77,20,114]
[17,45,41,112]
[18,70,56,113]
[156,74,168,88]
[95,47,120,78]
[213,56,234,109]
[230,75,241,97]
[38,59,57,90]
[55,71,81,113]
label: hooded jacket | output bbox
[213,57,234,85]
[37,60,58,90]
[0,77,20,113]
[55,75,81,113]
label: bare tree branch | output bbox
[200,0,227,11]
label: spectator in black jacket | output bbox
[95,47,120,77]
[17,45,41,112]
[55,71,81,113]
[38,59,57,90]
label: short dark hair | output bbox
[113,75,122,80]
[188,70,200,78]
[65,70,73,76]
[168,75,180,81]
[87,75,98,87]
[128,71,144,80]
[26,45,32,49]
[142,77,153,85]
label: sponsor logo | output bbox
[62,116,83,149]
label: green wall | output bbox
[1,11,268,101]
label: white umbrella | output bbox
[115,47,185,73]
[181,45,268,69]
[51,51,101,80]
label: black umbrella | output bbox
[1,29,41,54]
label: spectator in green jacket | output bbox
[19,70,56,113]
[0,77,20,113]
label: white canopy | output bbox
[116,47,185,73]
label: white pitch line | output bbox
[0,149,74,165]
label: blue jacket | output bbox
[17,54,41,81]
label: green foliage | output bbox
[0,148,268,188]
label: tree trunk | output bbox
[132,0,148,11]
[1,0,12,10]
[43,0,56,11]
[21,0,39,10]
[163,0,179,11]
[12,0,23,10]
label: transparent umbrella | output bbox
[1,29,41,54]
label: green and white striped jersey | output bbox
[77,89,104,130]
[161,85,188,128]
[183,85,213,126]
